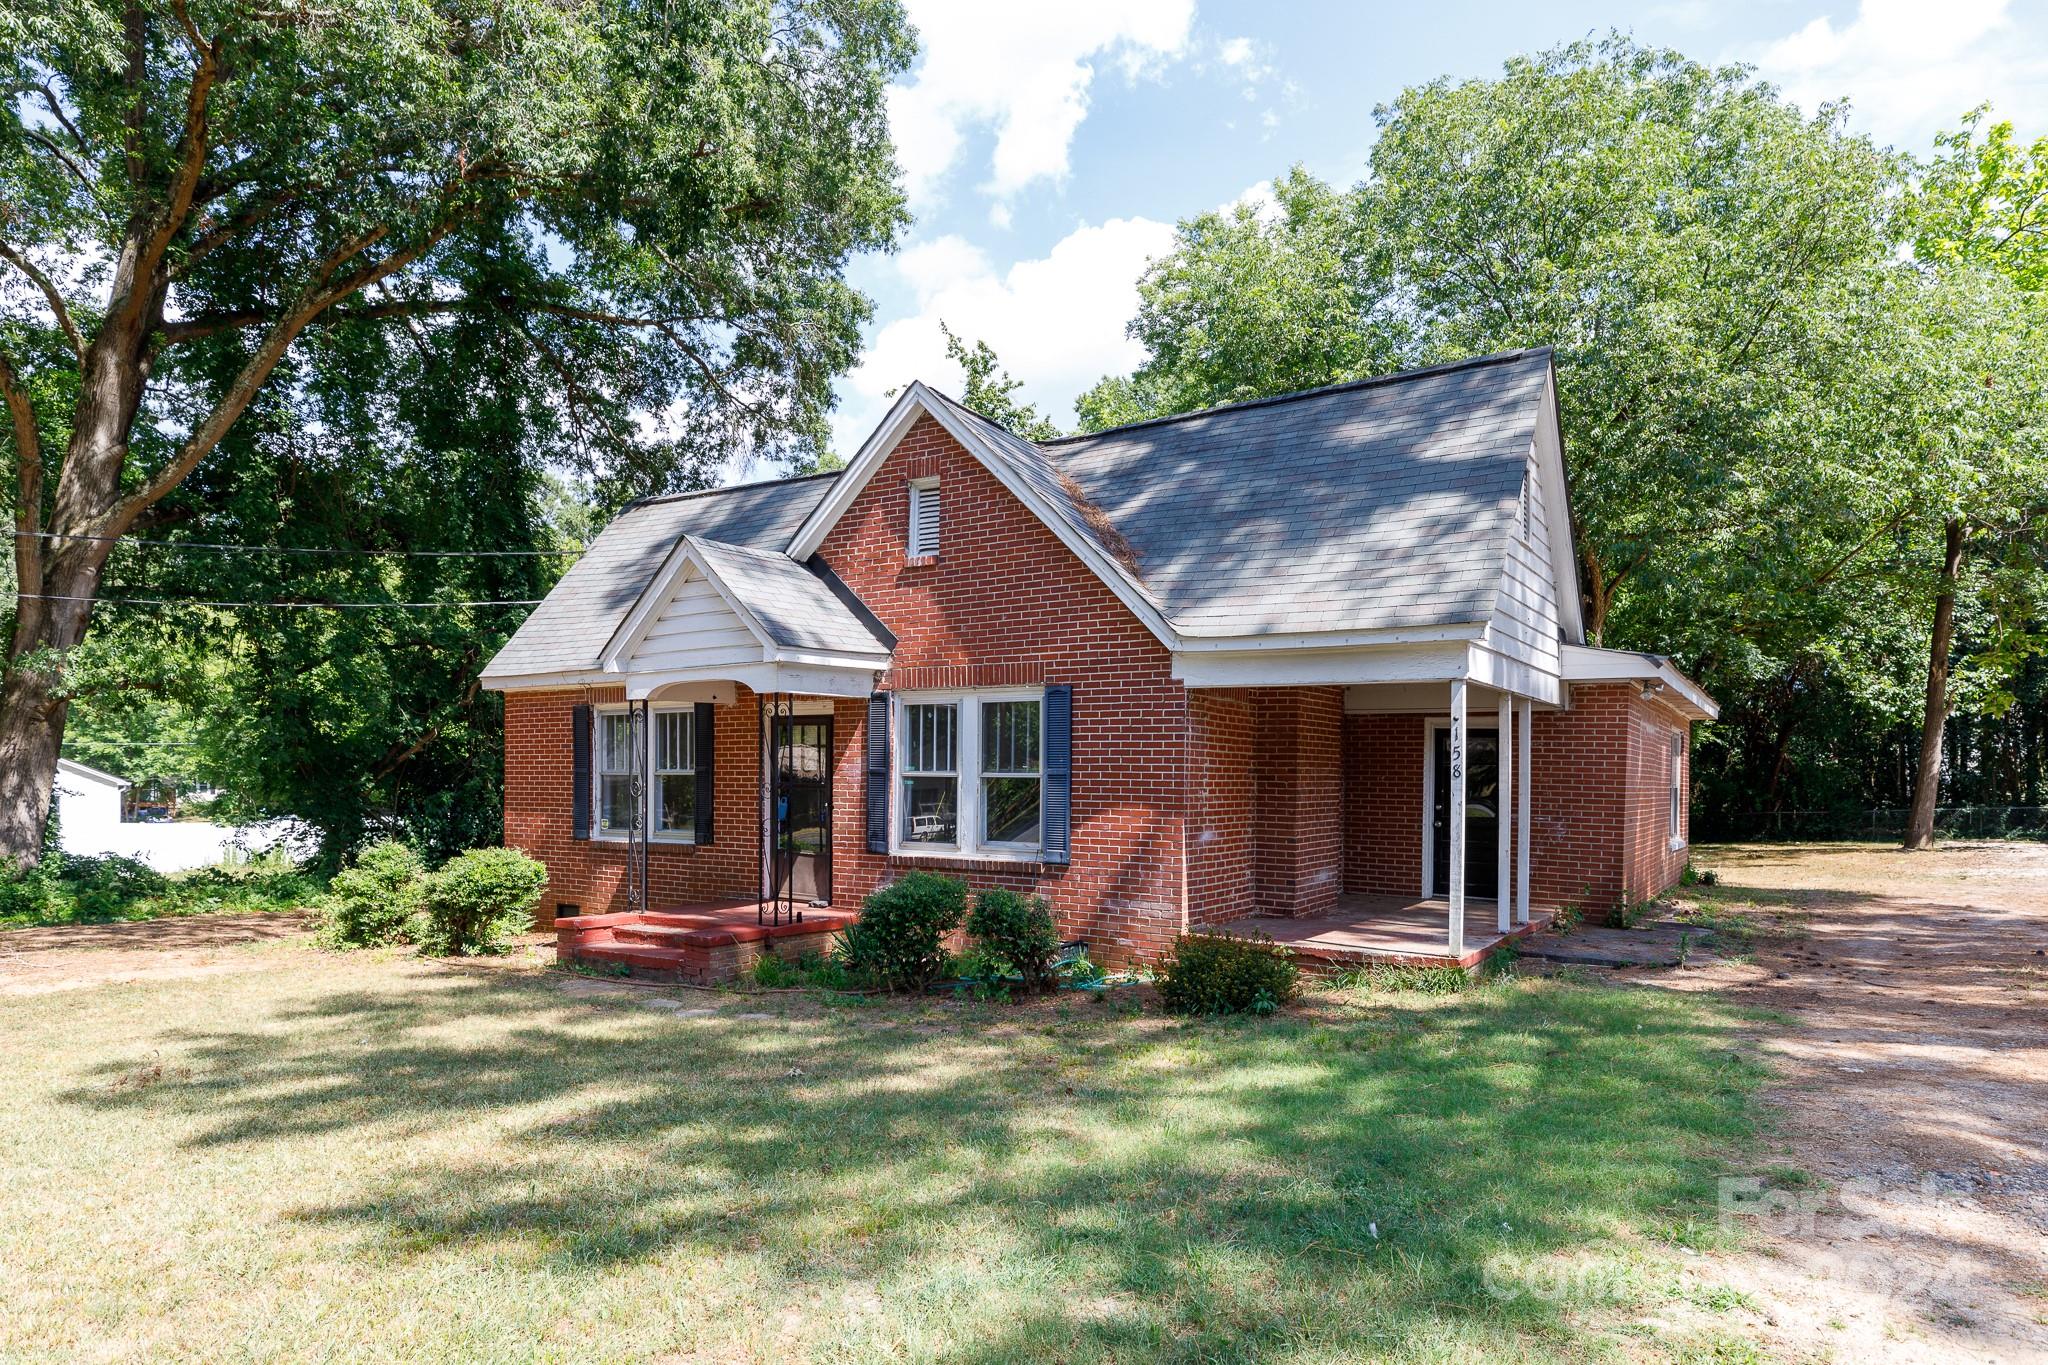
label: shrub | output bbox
[415,848,547,956]
[320,840,427,948]
[966,888,1062,994]
[838,871,967,991]
[61,854,169,901]
[0,857,60,924]
[1156,931,1299,1016]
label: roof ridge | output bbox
[623,467,842,511]
[684,532,795,561]
[1039,347,1555,447]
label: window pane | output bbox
[981,700,1040,774]
[599,773,635,832]
[600,714,634,773]
[904,703,956,773]
[657,773,695,833]
[657,711,691,773]
[983,776,1040,844]
[901,775,957,844]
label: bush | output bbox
[60,853,169,901]
[1156,931,1299,1016]
[966,888,1062,994]
[0,857,59,924]
[415,847,547,956]
[321,840,427,948]
[838,871,967,991]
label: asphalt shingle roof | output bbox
[1041,349,1553,637]
[484,474,840,679]
[685,536,891,657]
[485,349,1557,679]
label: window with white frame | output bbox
[899,700,958,845]
[896,692,1043,854]
[596,711,637,836]
[908,477,940,557]
[980,698,1042,846]
[1669,731,1684,842]
[593,707,697,841]
[653,709,695,839]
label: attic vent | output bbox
[1514,475,1531,542]
[908,478,941,558]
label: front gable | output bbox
[811,410,1175,678]
[787,384,1179,650]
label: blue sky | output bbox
[807,0,2048,466]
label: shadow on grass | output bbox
[66,967,1763,1361]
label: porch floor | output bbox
[557,897,857,986]
[1233,894,1554,973]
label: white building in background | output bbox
[52,758,293,873]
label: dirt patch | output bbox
[0,911,315,995]
[1640,841,2048,1363]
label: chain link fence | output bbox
[1697,806,2048,843]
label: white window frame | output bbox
[891,688,1045,860]
[591,704,698,845]
[907,476,940,559]
[1668,730,1686,851]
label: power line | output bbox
[16,592,541,610]
[12,529,583,557]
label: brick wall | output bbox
[815,413,1189,965]
[1250,687,1344,915]
[1186,689,1253,926]
[1342,712,1426,897]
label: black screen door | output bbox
[1431,726,1499,900]
[775,717,833,905]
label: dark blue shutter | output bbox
[693,702,715,844]
[570,703,592,840]
[865,693,890,853]
[1042,684,1072,864]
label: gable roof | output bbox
[1041,350,1559,639]
[56,757,130,789]
[486,348,1582,687]
[483,473,840,683]
[601,534,891,665]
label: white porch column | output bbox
[1447,678,1467,958]
[1516,697,1533,926]
[1497,692,1513,934]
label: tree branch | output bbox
[103,218,456,536]
[0,241,85,359]
[24,129,92,189]
[0,347,46,620]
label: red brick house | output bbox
[483,349,1715,979]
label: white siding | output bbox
[622,566,763,672]
[1482,450,1564,677]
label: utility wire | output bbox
[16,593,541,610]
[12,529,583,557]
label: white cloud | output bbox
[888,0,1195,209]
[1218,36,1255,68]
[1753,0,2048,150]
[831,216,1178,451]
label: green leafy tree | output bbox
[1894,119,2048,848]
[1077,166,1401,432]
[939,322,1061,440]
[0,0,912,864]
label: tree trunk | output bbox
[0,561,102,867]
[1904,518,1967,851]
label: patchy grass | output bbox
[0,942,1768,1362]
[0,853,322,929]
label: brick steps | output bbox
[556,903,855,986]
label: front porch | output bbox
[1235,894,1557,975]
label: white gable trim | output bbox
[1532,370,1586,645]
[597,534,889,679]
[785,382,1184,650]
[57,758,131,790]
[1561,644,1718,720]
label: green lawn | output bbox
[0,943,1769,1362]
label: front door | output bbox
[774,716,833,905]
[1431,726,1499,900]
